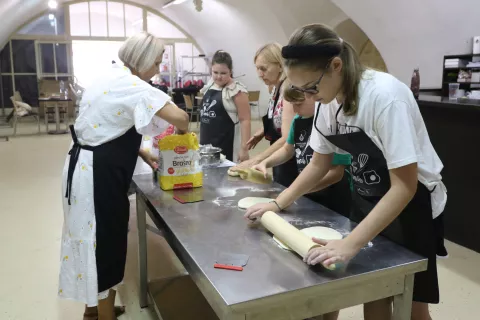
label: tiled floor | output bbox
[1,122,478,320]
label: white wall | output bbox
[3,0,479,93]
[332,0,480,88]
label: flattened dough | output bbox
[273,226,343,251]
[238,197,274,209]
[227,168,240,177]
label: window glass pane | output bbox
[40,43,55,74]
[72,40,123,88]
[108,2,125,37]
[90,1,108,37]
[147,12,186,39]
[70,3,90,36]
[125,4,143,36]
[1,42,11,73]
[14,75,39,106]
[17,8,65,35]
[55,44,69,74]
[12,40,36,73]
[1,76,13,107]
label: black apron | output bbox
[262,81,298,187]
[314,105,439,304]
[200,87,236,161]
[293,116,351,217]
[65,125,142,292]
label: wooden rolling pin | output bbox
[260,211,321,258]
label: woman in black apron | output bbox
[59,32,189,320]
[199,50,251,162]
[234,43,298,187]
[246,25,447,320]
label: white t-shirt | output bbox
[310,69,447,218]
[75,63,171,146]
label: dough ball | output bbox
[238,197,274,209]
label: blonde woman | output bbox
[245,24,447,320]
[58,32,189,320]
[234,43,297,187]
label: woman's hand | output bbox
[139,149,159,170]
[246,129,264,150]
[304,238,362,268]
[252,162,268,178]
[232,158,260,171]
[237,147,250,163]
[244,202,278,221]
[175,126,188,134]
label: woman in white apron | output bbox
[245,24,447,320]
[58,32,189,320]
[199,50,251,162]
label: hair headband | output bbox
[282,38,343,59]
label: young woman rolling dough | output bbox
[244,24,447,320]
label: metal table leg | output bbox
[392,274,414,320]
[136,193,149,308]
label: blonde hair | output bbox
[283,24,365,116]
[254,43,286,80]
[283,81,305,103]
[118,32,165,73]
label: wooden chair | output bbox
[248,91,261,119]
[183,94,200,131]
[10,93,40,136]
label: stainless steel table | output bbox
[133,167,427,320]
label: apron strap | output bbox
[65,125,95,205]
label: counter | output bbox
[417,95,480,252]
[133,167,427,320]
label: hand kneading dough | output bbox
[273,226,343,251]
[238,197,274,209]
[227,168,240,177]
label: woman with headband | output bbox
[232,43,298,187]
[245,24,446,320]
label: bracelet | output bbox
[271,200,283,212]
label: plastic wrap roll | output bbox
[261,211,320,258]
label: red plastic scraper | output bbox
[214,253,249,271]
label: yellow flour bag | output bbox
[158,133,203,190]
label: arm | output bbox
[346,163,418,249]
[308,165,345,193]
[233,92,251,161]
[276,151,333,209]
[263,143,295,168]
[244,151,333,220]
[251,98,296,163]
[155,102,189,132]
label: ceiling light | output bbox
[48,0,58,9]
[163,0,188,9]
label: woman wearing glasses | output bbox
[245,24,446,320]
[232,43,298,187]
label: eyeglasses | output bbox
[290,62,331,95]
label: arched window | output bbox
[0,1,209,109]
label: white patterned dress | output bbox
[58,63,170,307]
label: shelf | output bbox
[443,81,480,84]
[444,67,480,70]
[444,53,480,59]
